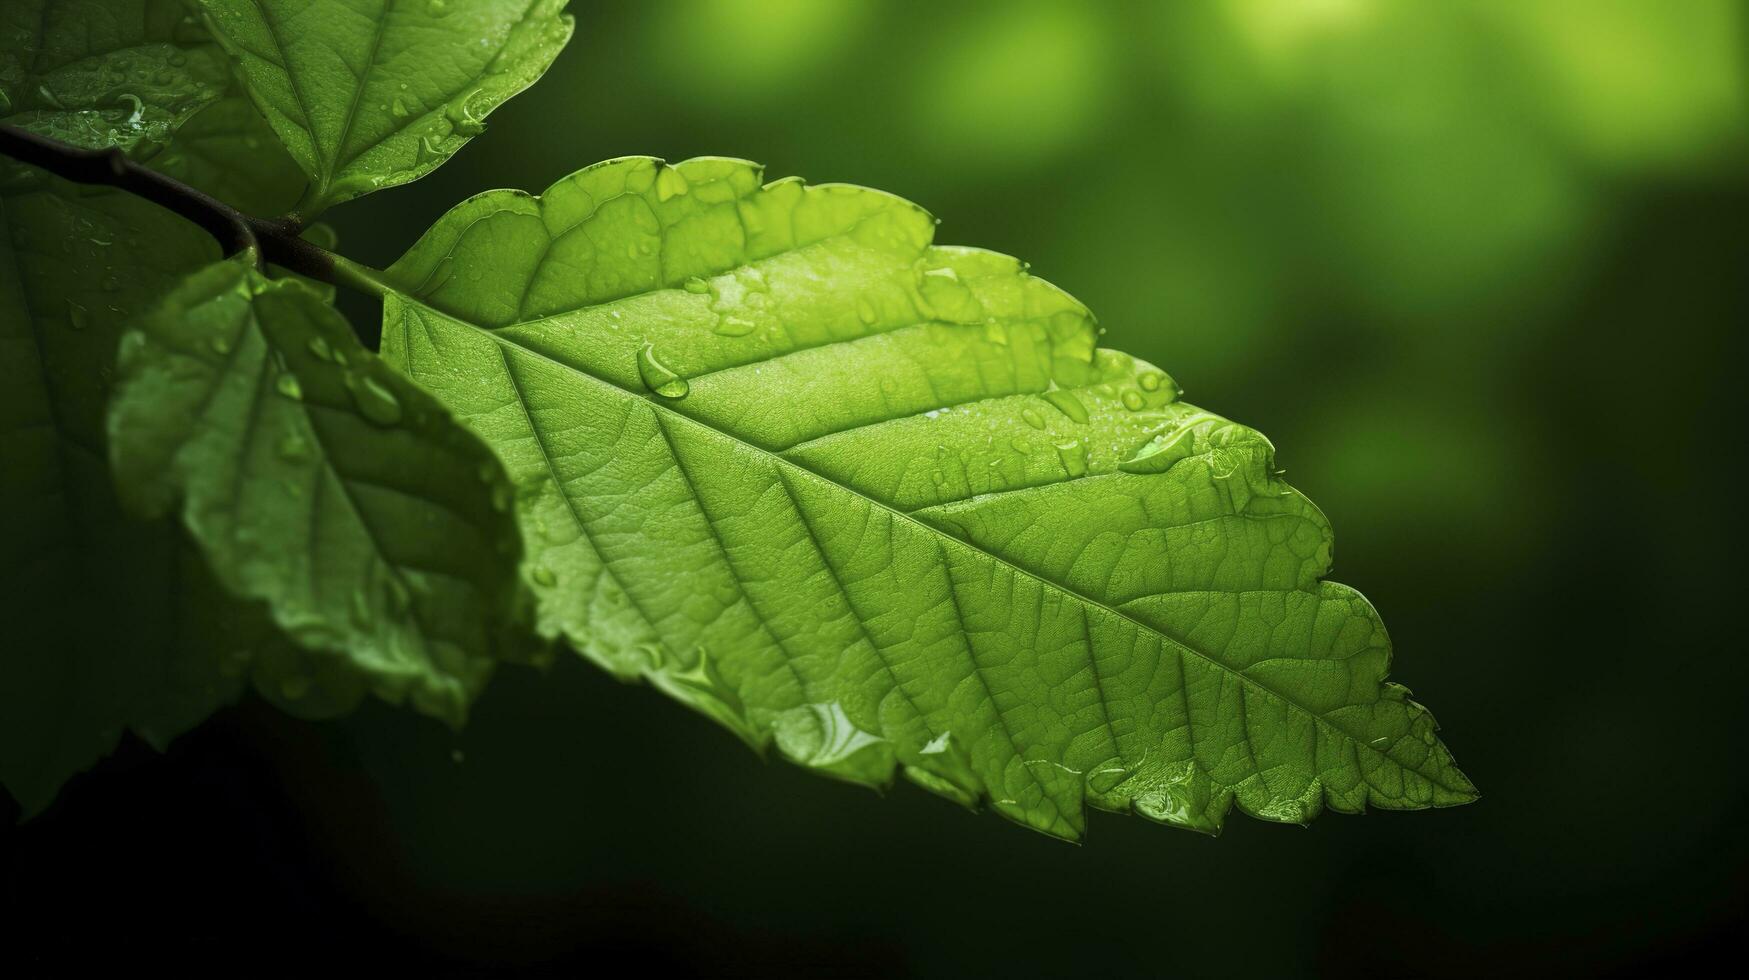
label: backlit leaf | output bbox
[194,0,574,214]
[379,156,1477,839]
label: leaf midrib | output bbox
[393,290,1455,789]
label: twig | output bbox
[0,124,338,285]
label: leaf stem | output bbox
[330,254,392,298]
[0,124,390,301]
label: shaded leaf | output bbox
[0,176,234,815]
[195,0,574,214]
[0,2,314,812]
[0,0,231,157]
[379,157,1477,839]
[109,257,536,725]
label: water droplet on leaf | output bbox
[346,373,402,425]
[636,343,689,399]
[1041,388,1089,424]
[1055,440,1088,477]
[277,433,310,462]
[655,167,690,201]
[713,315,756,337]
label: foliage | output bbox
[0,0,1473,837]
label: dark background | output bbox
[6,2,1747,975]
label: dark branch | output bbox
[0,124,336,285]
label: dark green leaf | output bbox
[109,257,536,725]
[195,0,574,214]
[0,177,236,815]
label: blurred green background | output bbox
[11,1,1747,974]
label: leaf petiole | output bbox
[0,124,393,318]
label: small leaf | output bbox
[0,175,238,816]
[0,2,309,213]
[194,0,574,214]
[0,1,232,158]
[380,157,1477,840]
[109,257,537,725]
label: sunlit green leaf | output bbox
[109,257,537,726]
[380,156,1476,839]
[194,0,574,214]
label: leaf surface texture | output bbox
[380,157,1477,838]
[109,258,534,725]
[195,0,573,212]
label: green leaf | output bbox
[0,1,308,214]
[0,12,313,813]
[148,93,308,215]
[378,157,1477,840]
[108,256,536,725]
[0,0,232,156]
[194,0,574,214]
[0,175,241,815]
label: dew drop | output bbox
[415,134,443,165]
[346,373,402,424]
[1055,440,1088,477]
[1020,407,1045,430]
[1121,389,1145,411]
[425,0,450,15]
[654,166,690,202]
[350,589,372,627]
[855,297,878,325]
[531,566,557,588]
[445,95,485,136]
[1138,371,1163,392]
[276,433,310,462]
[209,335,232,355]
[636,343,689,399]
[1118,427,1197,474]
[65,300,87,331]
[306,336,335,361]
[275,373,302,399]
[711,580,739,606]
[682,276,709,294]
[713,315,756,337]
[1041,388,1089,424]
[391,95,409,118]
[383,576,412,618]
